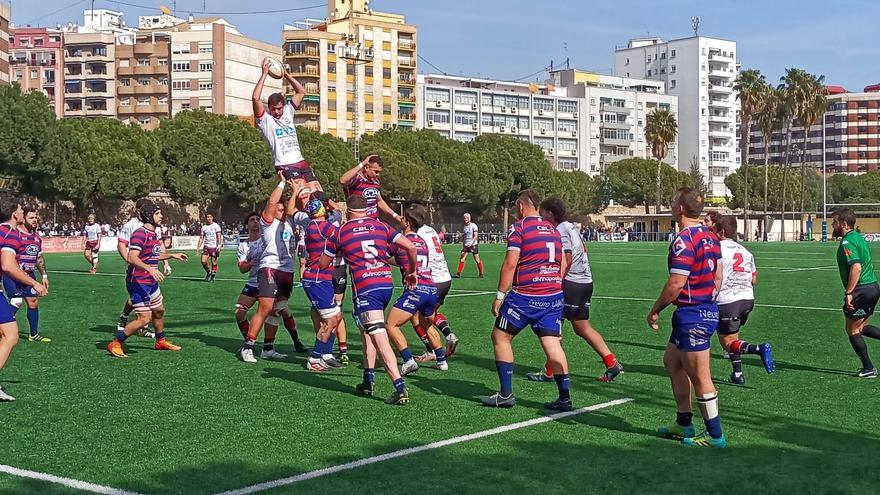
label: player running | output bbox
[319,195,417,405]
[712,215,774,385]
[197,214,222,282]
[339,155,402,223]
[386,209,449,375]
[2,207,51,343]
[0,195,49,401]
[482,189,572,411]
[526,197,623,383]
[107,203,188,358]
[832,208,880,378]
[82,214,102,274]
[116,200,155,338]
[649,187,727,448]
[455,213,483,278]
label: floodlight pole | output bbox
[821,112,828,242]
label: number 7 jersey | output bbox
[717,238,756,305]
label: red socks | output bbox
[602,353,617,368]
[456,260,465,275]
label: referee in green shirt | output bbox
[833,208,880,378]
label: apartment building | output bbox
[168,17,282,116]
[62,31,116,118]
[9,27,65,117]
[415,71,677,175]
[281,0,418,139]
[0,2,10,86]
[116,31,171,129]
[616,36,739,197]
[748,85,880,174]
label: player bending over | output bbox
[319,195,417,405]
[454,213,483,278]
[832,208,880,378]
[2,207,51,343]
[197,214,222,282]
[527,197,623,383]
[482,189,572,411]
[0,194,49,401]
[649,187,727,448]
[712,215,774,385]
[82,214,102,274]
[107,203,188,358]
[116,200,155,338]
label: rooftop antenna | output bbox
[692,16,701,36]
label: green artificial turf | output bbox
[1,242,879,494]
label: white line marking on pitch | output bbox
[0,464,144,495]
[779,266,837,272]
[214,397,634,495]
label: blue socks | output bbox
[155,331,165,341]
[26,308,38,337]
[706,417,723,439]
[400,347,413,362]
[554,373,570,401]
[393,378,406,393]
[363,368,375,384]
[115,330,128,343]
[495,361,514,396]
[434,347,447,363]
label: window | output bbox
[426,109,450,124]
[158,96,167,104]
[647,55,652,63]
[120,98,130,106]
[94,47,107,57]
[671,65,676,73]
[199,62,213,72]
[454,112,477,126]
[533,98,553,111]
[534,118,554,132]
[171,43,190,54]
[558,100,577,113]
[172,62,190,72]
[172,80,188,90]
[328,64,337,74]
[328,43,336,54]
[670,80,676,89]
[557,139,577,152]
[199,81,213,91]
[557,120,577,132]
[137,58,150,67]
[533,137,553,150]
[383,104,392,115]
[198,44,212,54]
[425,88,451,103]
[119,59,130,68]
[159,77,168,86]
[660,68,666,74]
[30,69,37,79]
[660,52,666,59]
[383,68,391,79]
[481,94,494,107]
[454,91,477,106]
[328,83,337,93]
[138,78,150,86]
[158,58,168,66]
[671,49,676,57]
[346,64,355,76]
[454,132,477,143]
[625,57,629,65]
[137,97,150,106]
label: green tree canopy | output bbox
[0,84,57,194]
[604,158,691,213]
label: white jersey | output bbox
[238,239,264,287]
[717,238,756,305]
[201,223,222,249]
[259,216,295,272]
[417,225,452,283]
[118,217,143,245]
[83,223,102,241]
[558,221,593,284]
[462,222,478,247]
[256,103,304,167]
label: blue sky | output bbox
[10,0,878,91]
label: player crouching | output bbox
[107,202,188,358]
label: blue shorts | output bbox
[303,280,337,311]
[495,291,563,337]
[2,273,38,298]
[670,303,719,352]
[0,295,16,324]
[353,287,393,317]
[127,281,163,313]
[393,286,438,317]
[240,284,259,298]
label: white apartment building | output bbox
[615,36,739,198]
[416,71,677,175]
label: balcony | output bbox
[398,40,416,51]
[286,46,319,59]
[304,84,320,95]
[398,113,415,121]
[12,57,57,67]
[298,105,320,116]
[709,69,732,79]
[64,108,85,117]
[118,65,164,76]
[118,84,165,95]
[398,77,415,87]
[708,84,733,94]
[708,114,734,124]
[602,137,632,147]
[601,103,632,114]
[84,108,115,117]
[398,94,416,105]
[398,58,416,68]
[289,66,319,77]
[708,98,732,109]
[298,120,319,131]
[708,127,735,138]
[600,120,632,130]
[65,87,83,96]
[708,52,734,62]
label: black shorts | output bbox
[461,244,479,255]
[844,283,880,319]
[332,264,348,295]
[276,160,317,183]
[718,299,754,335]
[435,280,451,307]
[562,280,593,321]
[240,284,259,298]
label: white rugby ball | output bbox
[264,57,284,79]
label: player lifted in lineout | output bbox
[2,207,51,343]
[82,214,103,274]
[197,214,222,282]
[455,213,484,278]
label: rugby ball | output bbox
[264,57,284,79]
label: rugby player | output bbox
[116,200,155,338]
[832,208,880,378]
[319,195,417,405]
[649,187,727,448]
[2,207,51,343]
[82,214,102,274]
[196,214,222,282]
[107,203,188,358]
[712,215,774,385]
[482,189,572,411]
[339,155,402,223]
[454,213,483,278]
[527,197,623,383]
[0,195,48,401]
[325,199,350,363]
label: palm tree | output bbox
[735,69,766,240]
[779,68,810,240]
[795,78,827,235]
[645,108,678,214]
[755,84,783,239]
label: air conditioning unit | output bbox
[548,148,555,155]
[571,150,577,156]
[471,103,477,110]
[427,120,434,127]
[571,130,577,137]
[471,122,478,130]
[511,126,517,132]
[435,100,442,107]
[538,109,544,116]
[540,128,546,135]
[501,106,507,113]
[573,112,578,118]
[499,126,506,133]
[511,107,517,114]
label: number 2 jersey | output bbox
[717,238,756,305]
[324,217,401,294]
[416,225,452,283]
[668,225,721,306]
[506,216,563,296]
[388,232,434,287]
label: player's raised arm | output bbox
[252,60,270,118]
[283,72,306,110]
[339,155,375,186]
[262,180,286,223]
[376,192,402,224]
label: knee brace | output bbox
[363,321,387,335]
[273,299,289,313]
[266,315,280,326]
[234,303,248,312]
[9,297,23,309]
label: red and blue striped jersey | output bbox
[668,225,721,306]
[126,227,162,284]
[325,217,400,293]
[342,172,381,219]
[507,216,563,296]
[388,232,434,287]
[303,219,336,283]
[0,223,21,279]
[15,229,42,273]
